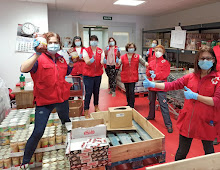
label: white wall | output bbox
[0,0,48,88]
[48,10,153,54]
[150,2,220,30]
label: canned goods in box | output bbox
[18,122,26,130]
[0,125,9,136]
[9,123,18,134]
[0,136,10,146]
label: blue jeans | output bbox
[83,76,102,110]
[22,100,70,164]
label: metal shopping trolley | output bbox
[65,75,84,99]
[65,75,84,117]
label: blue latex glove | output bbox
[143,77,155,88]
[116,57,119,63]
[103,58,107,64]
[69,56,73,64]
[79,54,83,59]
[117,47,120,52]
[90,55,95,63]
[151,73,156,79]
[147,50,150,55]
[184,86,198,100]
[150,70,154,75]
[106,46,109,51]
[33,39,41,55]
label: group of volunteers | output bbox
[19,31,220,169]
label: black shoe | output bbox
[146,117,155,120]
[167,127,173,133]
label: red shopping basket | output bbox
[65,75,83,98]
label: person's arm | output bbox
[115,58,122,68]
[101,51,105,64]
[197,95,214,106]
[20,53,40,73]
[83,50,93,65]
[139,55,148,67]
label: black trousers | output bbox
[124,83,135,108]
[175,134,214,161]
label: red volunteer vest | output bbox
[120,53,139,83]
[148,48,156,63]
[31,53,72,106]
[177,72,220,141]
[104,46,120,69]
[71,47,85,76]
[83,47,104,77]
[213,45,220,71]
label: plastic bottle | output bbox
[19,74,25,90]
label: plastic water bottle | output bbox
[209,120,214,126]
[20,74,25,90]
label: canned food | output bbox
[10,139,19,152]
[18,139,26,152]
[3,156,11,169]
[11,157,20,166]
[35,153,43,163]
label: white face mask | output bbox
[155,51,163,58]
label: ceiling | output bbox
[18,0,219,16]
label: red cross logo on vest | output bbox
[97,50,102,54]
[211,77,220,85]
[161,59,166,63]
[58,57,64,63]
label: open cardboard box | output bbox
[69,100,83,117]
[91,109,165,163]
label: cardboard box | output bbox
[69,100,83,117]
[108,106,133,129]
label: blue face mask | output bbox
[75,41,81,47]
[198,60,213,70]
[90,41,98,47]
[128,48,135,53]
[47,43,60,55]
[152,43,157,48]
[109,41,115,46]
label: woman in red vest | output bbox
[146,40,158,63]
[117,42,148,108]
[145,45,173,133]
[20,32,73,169]
[104,37,121,97]
[69,36,86,99]
[83,35,105,118]
[143,46,220,161]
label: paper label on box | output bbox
[116,113,124,117]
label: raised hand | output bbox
[143,77,155,88]
[90,55,95,63]
[184,86,198,100]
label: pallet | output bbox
[116,85,148,98]
[91,109,165,169]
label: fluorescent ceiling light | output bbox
[114,0,145,6]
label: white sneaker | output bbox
[19,164,30,170]
[112,92,116,97]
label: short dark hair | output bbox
[108,37,117,45]
[90,35,98,41]
[125,42,137,52]
[194,45,217,73]
[71,36,84,48]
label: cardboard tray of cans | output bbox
[65,119,111,169]
[91,109,165,163]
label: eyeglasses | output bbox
[199,57,214,61]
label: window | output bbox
[113,32,129,51]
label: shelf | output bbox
[143,47,198,55]
[143,22,220,33]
